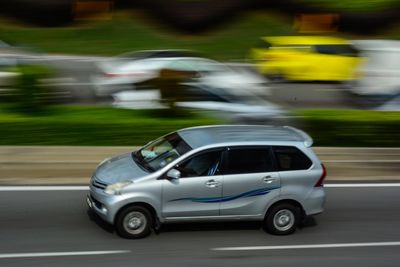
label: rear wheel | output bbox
[264,203,300,235]
[115,205,152,239]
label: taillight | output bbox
[315,163,327,187]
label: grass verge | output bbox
[0,12,295,60]
[298,0,399,11]
[0,105,219,145]
[299,109,400,147]
[0,107,398,146]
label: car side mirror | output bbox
[166,168,181,180]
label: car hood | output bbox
[95,153,149,184]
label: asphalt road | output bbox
[1,186,400,266]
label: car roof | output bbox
[261,36,350,46]
[177,125,313,149]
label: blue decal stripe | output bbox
[170,186,280,203]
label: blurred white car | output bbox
[0,41,19,90]
[351,40,400,97]
[112,83,288,123]
[92,50,269,97]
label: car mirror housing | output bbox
[166,168,181,180]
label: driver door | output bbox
[161,149,224,219]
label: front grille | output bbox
[92,177,108,189]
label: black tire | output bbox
[264,203,300,235]
[115,205,152,239]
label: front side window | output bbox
[176,150,223,178]
[225,147,274,175]
[273,146,312,171]
[133,133,192,172]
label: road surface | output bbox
[0,185,399,266]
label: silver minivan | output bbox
[87,125,326,238]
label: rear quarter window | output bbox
[273,146,312,171]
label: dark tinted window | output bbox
[117,50,198,60]
[225,148,273,174]
[273,146,312,171]
[184,86,229,103]
[177,150,222,178]
[314,45,359,57]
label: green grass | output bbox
[299,109,400,147]
[298,0,399,11]
[0,12,295,60]
[0,105,219,145]
[0,106,399,146]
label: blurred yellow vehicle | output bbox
[249,36,363,81]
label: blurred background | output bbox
[1,3,400,265]
[0,0,399,147]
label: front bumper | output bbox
[86,185,123,224]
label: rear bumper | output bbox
[303,187,326,216]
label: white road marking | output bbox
[325,183,400,188]
[1,183,400,191]
[324,160,400,163]
[0,250,130,259]
[0,161,99,164]
[0,186,89,191]
[212,241,400,251]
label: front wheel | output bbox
[264,203,300,235]
[115,206,152,239]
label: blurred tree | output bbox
[3,65,53,114]
[141,68,196,117]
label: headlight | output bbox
[104,181,132,195]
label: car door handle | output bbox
[263,176,277,184]
[205,180,220,188]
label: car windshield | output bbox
[133,132,192,172]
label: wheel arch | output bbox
[265,199,305,219]
[115,202,158,227]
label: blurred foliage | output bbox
[0,106,398,146]
[298,0,399,11]
[299,109,400,147]
[0,105,219,145]
[2,65,53,114]
[0,12,295,60]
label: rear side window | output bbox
[183,86,229,103]
[314,44,359,57]
[225,147,274,174]
[273,146,312,171]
